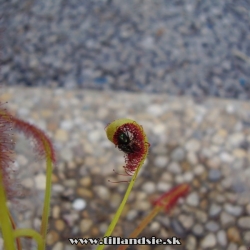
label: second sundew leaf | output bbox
[0,108,56,249]
[117,184,190,250]
[96,119,150,250]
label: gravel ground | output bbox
[1,86,250,250]
[0,0,250,99]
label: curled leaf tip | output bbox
[105,118,150,175]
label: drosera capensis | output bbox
[96,118,150,250]
[0,107,56,250]
[0,110,189,250]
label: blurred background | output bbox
[1,1,250,250]
[0,0,250,99]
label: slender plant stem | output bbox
[8,211,22,250]
[40,157,53,249]
[13,229,43,250]
[117,184,190,250]
[117,206,161,250]
[97,119,149,250]
[128,206,161,238]
[96,161,143,250]
[0,170,16,250]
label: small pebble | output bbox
[35,174,46,190]
[194,164,205,175]
[186,192,199,207]
[220,212,235,227]
[21,178,33,189]
[149,221,160,232]
[52,242,63,250]
[209,203,222,218]
[201,233,216,248]
[185,139,201,152]
[156,182,171,192]
[192,224,204,237]
[227,243,238,250]
[80,219,93,233]
[227,227,241,243]
[244,231,250,244]
[220,152,234,163]
[217,230,227,247]
[126,210,138,221]
[142,182,156,194]
[179,214,194,230]
[94,186,110,200]
[224,204,243,216]
[238,217,250,229]
[55,129,68,142]
[170,219,186,237]
[63,213,79,227]
[168,162,182,174]
[52,205,60,219]
[154,155,169,168]
[186,235,197,250]
[183,171,194,182]
[46,231,59,245]
[171,147,185,162]
[208,169,222,182]
[205,221,219,232]
[72,199,87,211]
[79,177,92,187]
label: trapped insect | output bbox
[117,129,141,154]
[106,119,150,176]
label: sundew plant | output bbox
[0,103,189,250]
[0,105,56,250]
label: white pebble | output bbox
[156,182,171,192]
[72,199,86,211]
[147,104,164,116]
[154,155,169,168]
[183,172,194,182]
[35,174,46,190]
[186,192,199,207]
[142,182,156,194]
